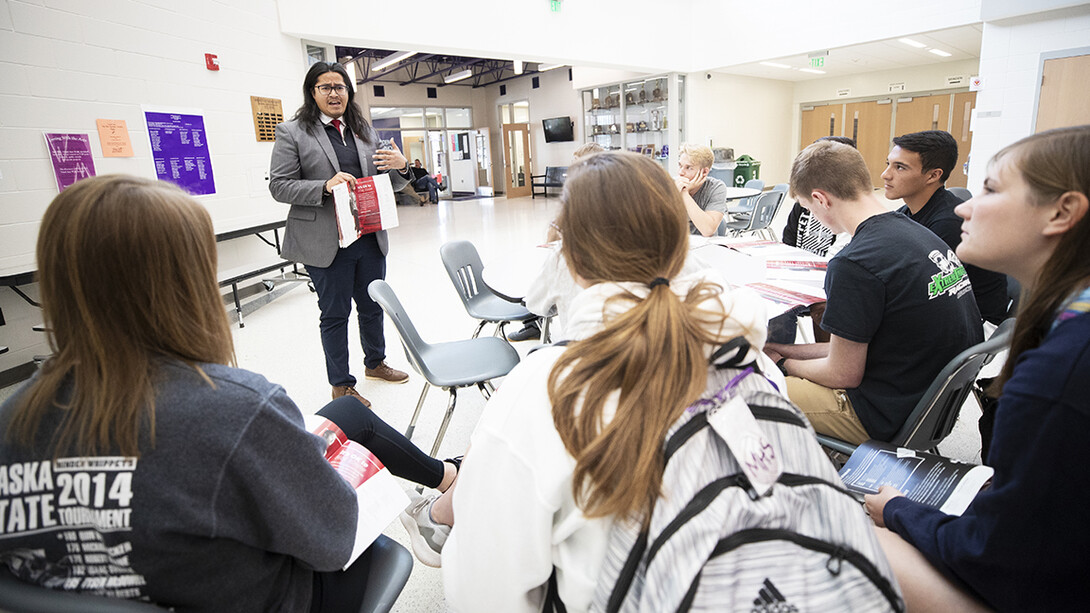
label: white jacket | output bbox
[443,270,782,612]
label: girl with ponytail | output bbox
[440,152,776,612]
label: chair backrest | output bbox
[947,186,973,201]
[368,279,433,380]
[708,167,733,186]
[358,535,414,613]
[771,183,789,194]
[0,568,165,612]
[1006,275,1022,317]
[439,240,489,311]
[893,318,1015,451]
[716,215,731,237]
[731,179,766,213]
[747,190,784,232]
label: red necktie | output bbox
[331,119,341,134]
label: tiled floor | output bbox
[232,194,562,612]
[0,191,990,612]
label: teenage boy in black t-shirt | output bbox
[764,141,983,444]
[882,130,1009,324]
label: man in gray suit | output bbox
[270,61,412,406]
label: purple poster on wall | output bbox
[144,109,216,195]
[44,132,96,192]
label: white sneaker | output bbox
[399,493,450,568]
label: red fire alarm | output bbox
[205,53,220,71]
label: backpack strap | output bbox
[709,336,753,369]
[544,567,568,613]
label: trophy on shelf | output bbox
[609,123,619,134]
[652,87,663,101]
[625,92,635,105]
[639,90,647,103]
[660,145,668,158]
[651,110,660,131]
[626,122,635,133]
[637,120,648,132]
[591,97,601,110]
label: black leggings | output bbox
[316,395,446,489]
[308,397,445,612]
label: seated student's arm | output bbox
[767,335,868,389]
[677,173,725,237]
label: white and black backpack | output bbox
[579,338,905,613]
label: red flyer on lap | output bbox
[306,415,409,569]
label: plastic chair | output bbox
[0,568,166,612]
[724,190,784,240]
[368,279,521,456]
[359,535,414,613]
[440,240,533,339]
[729,178,766,218]
[818,318,1015,456]
[707,167,734,186]
[948,186,973,201]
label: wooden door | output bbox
[894,94,952,134]
[502,123,532,198]
[948,92,976,188]
[843,100,893,189]
[1036,54,1090,132]
[402,135,426,167]
[800,103,843,148]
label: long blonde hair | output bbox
[548,153,729,521]
[8,175,235,457]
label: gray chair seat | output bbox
[414,335,521,388]
[369,279,521,455]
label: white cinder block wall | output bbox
[967,4,1090,193]
[0,0,311,373]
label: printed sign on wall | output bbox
[143,107,216,195]
[96,119,134,157]
[43,132,97,192]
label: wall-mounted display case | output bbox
[582,73,684,171]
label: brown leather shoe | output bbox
[365,361,409,384]
[332,385,372,407]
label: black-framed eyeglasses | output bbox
[315,84,348,95]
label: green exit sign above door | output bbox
[810,57,825,68]
[550,0,562,11]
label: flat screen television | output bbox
[542,116,575,142]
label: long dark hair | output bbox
[292,61,374,144]
[993,125,1090,391]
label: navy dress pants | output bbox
[306,233,387,387]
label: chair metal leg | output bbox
[541,316,553,344]
[404,382,430,441]
[471,320,486,339]
[429,389,458,457]
[478,380,496,400]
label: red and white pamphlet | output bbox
[332,173,399,248]
[305,415,409,569]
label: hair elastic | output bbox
[649,277,670,289]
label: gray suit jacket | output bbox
[269,118,410,268]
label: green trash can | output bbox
[732,154,761,187]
